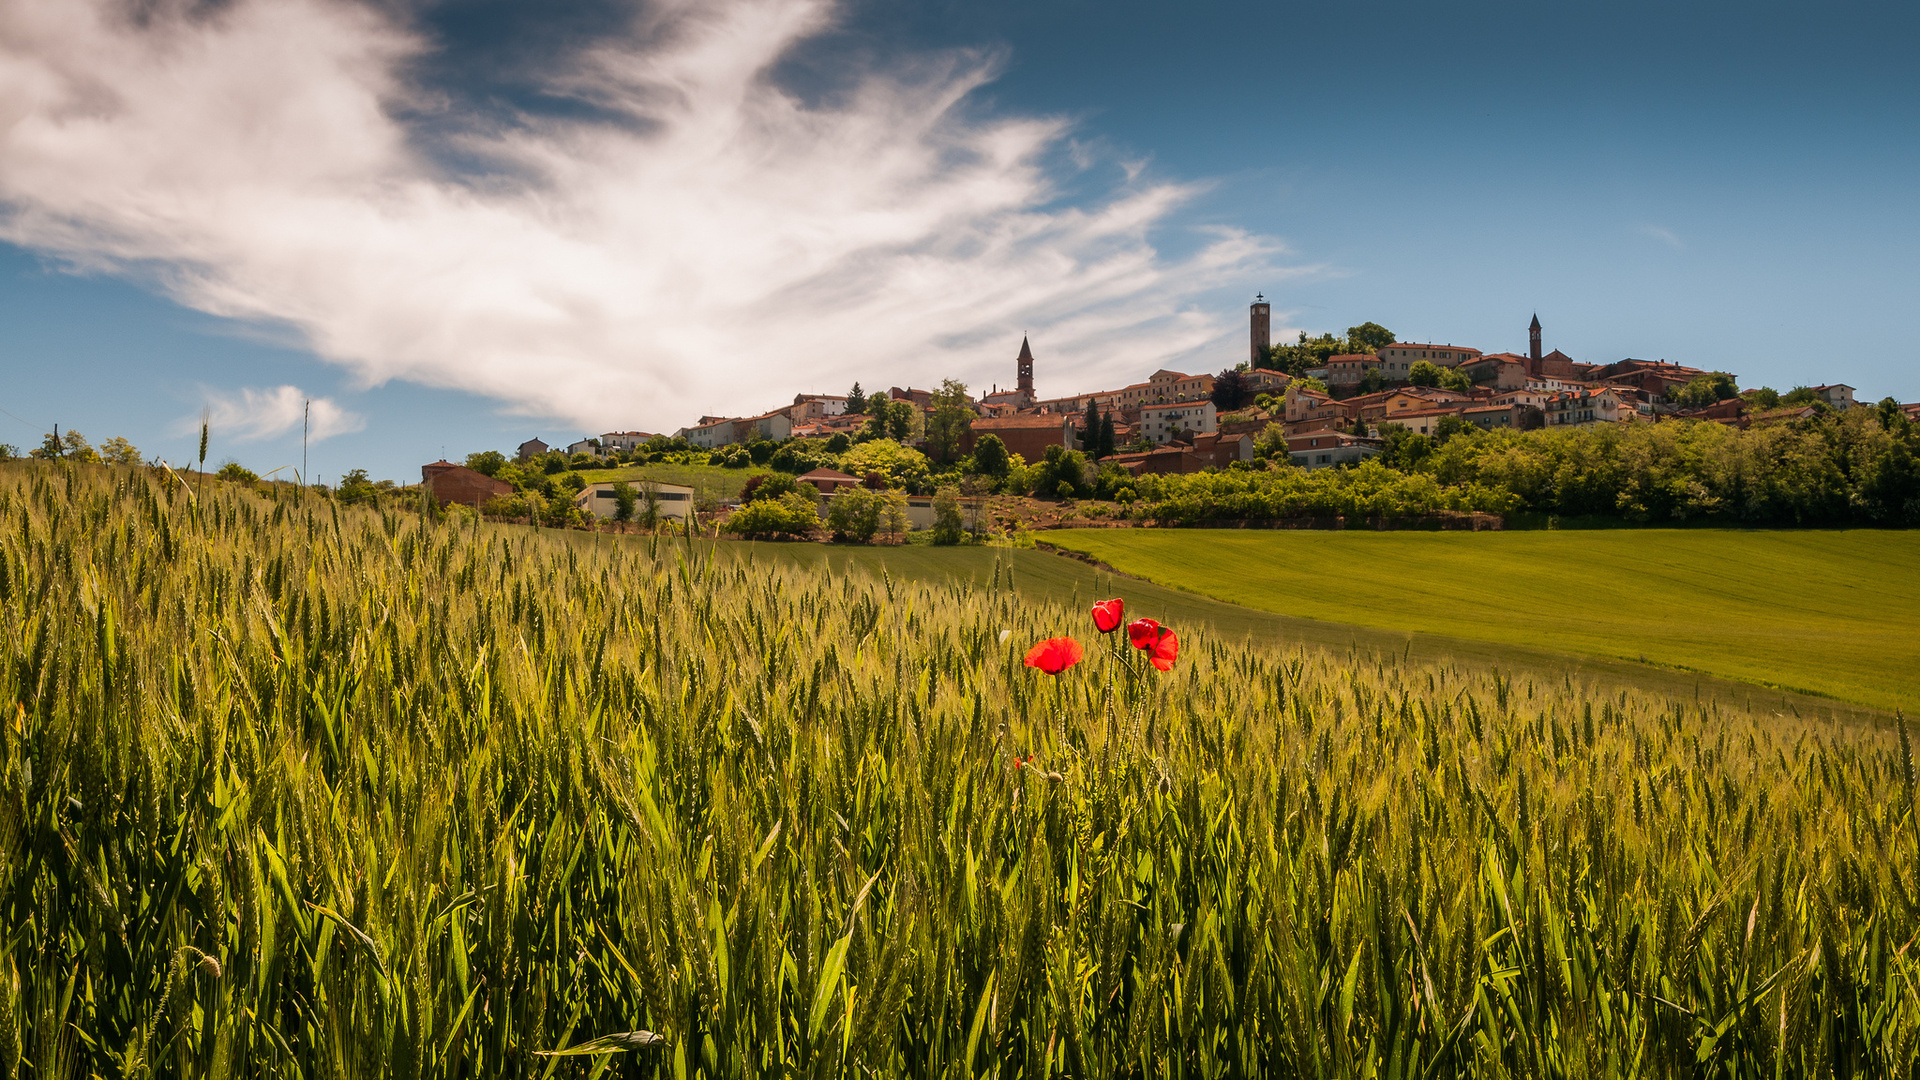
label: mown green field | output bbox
[1041,529,1920,714]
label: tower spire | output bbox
[1016,335,1034,402]
[1528,313,1542,364]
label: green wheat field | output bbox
[1043,529,1920,716]
[4,463,1919,1077]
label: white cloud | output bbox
[1638,224,1684,250]
[177,385,365,443]
[0,0,1286,431]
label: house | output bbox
[572,481,695,521]
[1543,388,1626,426]
[1345,387,1475,424]
[963,413,1076,462]
[679,411,795,449]
[1325,353,1390,388]
[1139,400,1217,445]
[1378,407,1464,437]
[1285,433,1382,469]
[1376,343,1482,369]
[566,438,598,456]
[1242,368,1292,394]
[796,467,861,495]
[421,461,512,508]
[600,431,655,452]
[888,387,934,408]
[1461,403,1521,430]
[679,417,737,449]
[1585,359,1706,398]
[516,438,549,461]
[785,394,849,423]
[1284,385,1352,428]
[1459,354,1530,390]
[1808,385,1857,410]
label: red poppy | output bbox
[1127,618,1180,671]
[1147,629,1179,672]
[1091,598,1126,634]
[1023,637,1084,675]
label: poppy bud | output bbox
[1091,598,1125,634]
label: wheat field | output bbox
[1,463,1916,1077]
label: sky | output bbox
[1,0,1914,482]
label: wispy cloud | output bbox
[175,386,364,443]
[1637,224,1684,250]
[0,0,1286,431]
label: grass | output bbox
[1040,528,1920,715]
[6,462,1920,1076]
[572,461,773,503]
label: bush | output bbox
[930,487,964,545]
[216,461,258,484]
[825,486,884,542]
[723,492,818,539]
[825,432,852,454]
[742,473,798,502]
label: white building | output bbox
[1543,388,1626,427]
[1139,400,1218,445]
[573,481,695,521]
[1808,385,1857,410]
[600,431,656,452]
[1377,343,1481,368]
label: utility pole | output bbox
[302,399,310,484]
[52,423,60,459]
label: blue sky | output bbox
[1,0,1914,481]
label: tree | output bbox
[216,461,258,483]
[1742,387,1782,410]
[1081,399,1102,456]
[1099,413,1117,458]
[1357,368,1387,395]
[59,430,100,463]
[1033,445,1090,499]
[825,486,885,542]
[968,433,1011,482]
[99,436,142,465]
[1296,376,1329,396]
[1212,369,1253,412]
[925,379,974,464]
[825,432,852,454]
[882,489,909,542]
[1781,386,1821,407]
[1671,371,1739,408]
[1346,322,1397,352]
[845,382,868,417]
[742,472,797,502]
[612,481,637,525]
[887,399,916,442]
[930,486,964,545]
[0,445,16,461]
[724,491,818,539]
[840,438,932,491]
[1514,404,1546,431]
[638,482,663,529]
[1408,361,1444,388]
[467,450,508,477]
[1432,414,1475,444]
[336,469,377,505]
[1440,366,1472,393]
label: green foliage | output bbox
[1356,367,1387,394]
[1346,320,1397,351]
[825,432,852,454]
[742,472,798,502]
[1440,366,1472,392]
[1781,386,1821,407]
[465,449,508,476]
[845,381,867,417]
[334,467,377,505]
[1408,360,1444,388]
[4,466,1919,1077]
[722,490,818,539]
[216,460,259,484]
[824,485,905,543]
[540,451,569,475]
[1743,386,1782,409]
[0,444,16,462]
[1672,371,1740,408]
[967,433,1012,483]
[98,435,143,465]
[612,481,637,523]
[1031,444,1090,499]
[930,486,965,545]
[839,438,932,492]
[925,380,974,465]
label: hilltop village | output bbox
[401,299,1915,534]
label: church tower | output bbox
[1250,294,1271,366]
[1529,313,1542,364]
[1016,336,1035,403]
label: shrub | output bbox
[930,487,964,545]
[723,491,817,539]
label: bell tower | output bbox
[1250,294,1271,365]
[1016,336,1035,404]
[1529,313,1542,364]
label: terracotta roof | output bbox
[1383,343,1480,352]
[971,415,1069,430]
[797,467,858,481]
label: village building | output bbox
[600,431,655,452]
[565,438,598,456]
[981,337,1040,409]
[795,467,861,495]
[573,481,695,522]
[784,394,849,423]
[1242,368,1292,394]
[1285,433,1382,469]
[962,413,1077,462]
[515,438,549,461]
[1543,387,1627,427]
[1139,400,1217,445]
[1459,353,1530,390]
[1377,343,1483,369]
[1808,384,1858,410]
[421,460,512,508]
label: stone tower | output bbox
[1529,313,1542,364]
[1250,294,1271,366]
[1016,336,1035,401]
